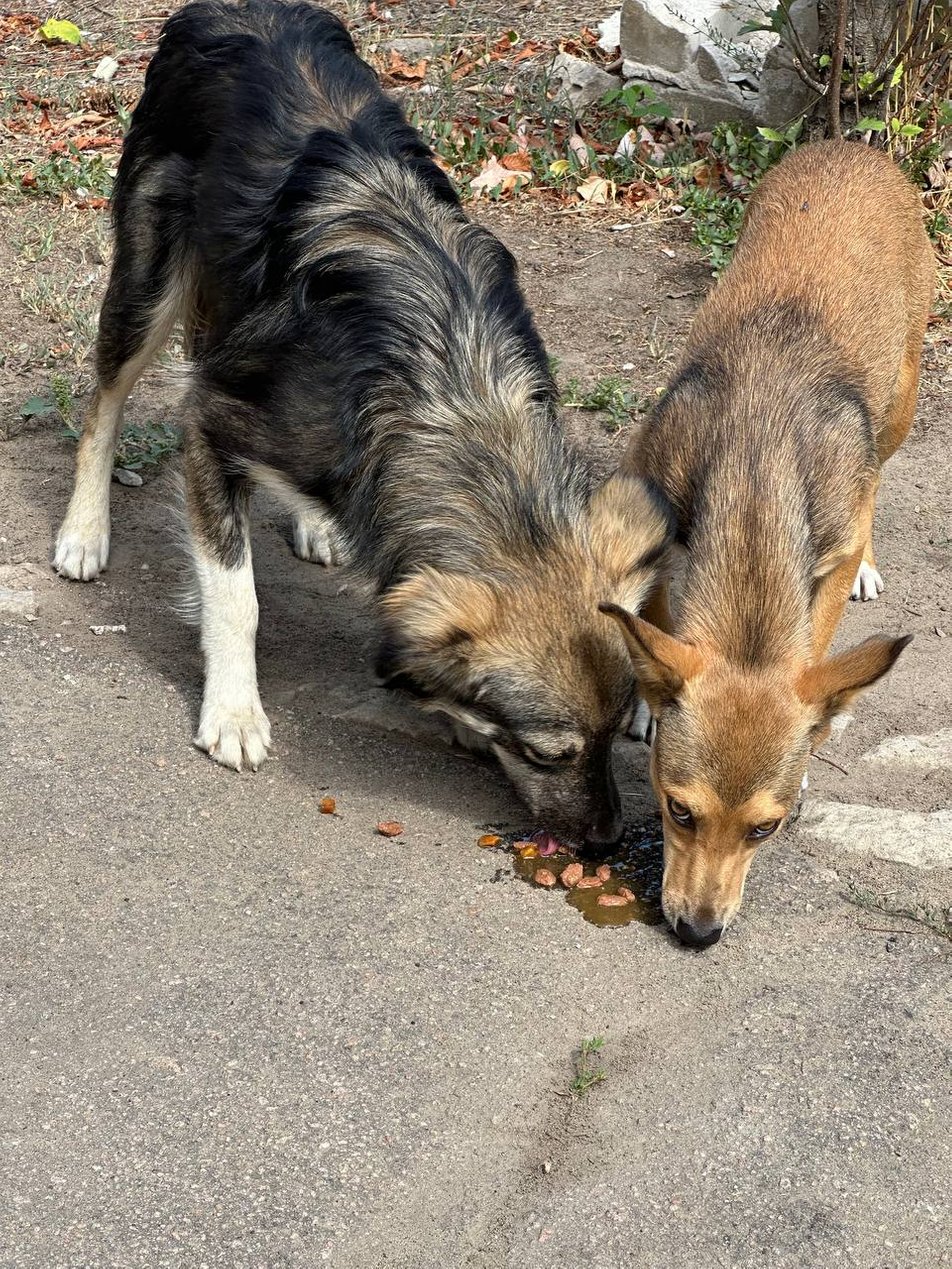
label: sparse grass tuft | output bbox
[562,374,644,433]
[570,1036,607,1097]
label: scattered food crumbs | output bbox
[575,875,602,890]
[375,821,404,838]
[90,624,126,635]
[477,833,502,848]
[560,862,584,889]
[533,868,557,888]
[319,796,337,815]
[597,893,630,908]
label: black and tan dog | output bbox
[604,141,934,944]
[53,0,672,846]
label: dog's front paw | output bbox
[195,700,271,771]
[628,699,656,746]
[292,506,344,567]
[851,560,884,602]
[53,520,110,581]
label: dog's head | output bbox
[602,606,911,946]
[377,476,673,846]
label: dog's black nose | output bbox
[674,917,723,949]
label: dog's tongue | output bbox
[531,830,569,857]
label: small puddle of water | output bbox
[506,822,665,928]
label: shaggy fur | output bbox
[53,0,673,844]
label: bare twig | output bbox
[812,752,850,776]
[827,0,849,138]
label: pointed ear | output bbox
[378,568,499,680]
[796,634,912,723]
[588,475,674,612]
[599,603,703,706]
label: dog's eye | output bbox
[520,744,579,769]
[747,819,781,841]
[667,797,694,828]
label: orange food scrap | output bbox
[595,865,612,883]
[575,875,602,890]
[617,886,636,904]
[376,821,404,838]
[533,868,557,888]
[319,796,337,815]
[597,893,629,908]
[559,862,584,889]
[477,834,502,848]
[517,842,540,859]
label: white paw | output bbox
[194,700,271,771]
[628,698,656,746]
[292,509,343,567]
[851,560,883,602]
[53,522,110,581]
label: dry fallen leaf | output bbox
[576,175,615,204]
[501,151,532,172]
[560,862,584,889]
[470,156,531,197]
[376,821,404,837]
[568,132,590,169]
[477,833,502,848]
[533,868,557,888]
[319,796,337,815]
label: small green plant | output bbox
[61,418,182,471]
[114,420,181,470]
[562,374,643,432]
[601,82,673,140]
[3,148,114,201]
[677,119,803,274]
[570,1036,606,1097]
[50,372,76,424]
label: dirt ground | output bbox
[1,2,950,1267]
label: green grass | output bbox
[570,1036,607,1097]
[1,148,114,202]
[562,374,644,433]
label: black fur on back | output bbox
[115,0,594,588]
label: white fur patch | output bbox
[850,560,884,602]
[191,543,271,771]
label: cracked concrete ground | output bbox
[1,206,949,1267]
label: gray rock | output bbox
[378,36,435,61]
[861,728,952,768]
[621,59,690,89]
[549,53,620,111]
[620,0,694,74]
[798,800,952,869]
[597,9,622,52]
[114,467,143,486]
[694,44,736,86]
[0,588,36,619]
[756,0,820,125]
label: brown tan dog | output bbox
[603,141,934,946]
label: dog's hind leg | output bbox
[54,168,189,580]
[186,428,270,772]
[852,345,923,602]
